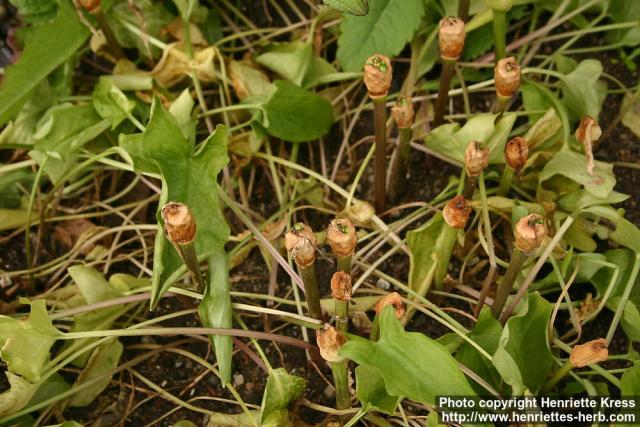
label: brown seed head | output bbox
[316,324,347,363]
[391,96,414,129]
[464,141,489,177]
[438,17,465,60]
[504,136,528,171]
[78,0,101,13]
[161,202,196,245]
[327,218,357,258]
[285,223,316,269]
[331,271,352,302]
[363,54,392,98]
[570,338,608,368]
[514,214,547,254]
[494,57,521,98]
[443,195,472,229]
[374,292,405,319]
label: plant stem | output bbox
[433,59,456,127]
[462,174,478,200]
[335,299,349,335]
[497,166,515,196]
[494,94,511,115]
[458,0,471,21]
[542,360,573,393]
[300,264,323,321]
[331,359,350,410]
[95,11,125,59]
[491,247,526,318]
[373,98,387,213]
[337,255,352,274]
[388,127,412,203]
[174,240,206,293]
[492,9,507,60]
[435,224,458,289]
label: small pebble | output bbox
[233,373,245,386]
[376,278,390,290]
[323,384,335,399]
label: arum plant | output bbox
[486,0,513,60]
[575,116,602,177]
[543,339,608,393]
[388,96,415,203]
[363,54,393,213]
[433,17,465,127]
[462,141,489,200]
[317,324,350,410]
[493,56,521,114]
[285,222,323,321]
[497,136,529,196]
[161,202,204,292]
[371,292,405,341]
[491,214,547,319]
[436,195,472,288]
[326,218,358,273]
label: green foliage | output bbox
[69,339,123,407]
[92,77,136,129]
[120,99,230,305]
[0,0,90,127]
[559,59,606,119]
[324,0,369,15]
[256,41,313,86]
[621,362,640,394]
[355,365,400,415]
[9,0,57,23]
[260,368,307,425]
[341,306,475,405]
[0,372,40,418]
[337,0,425,71]
[492,293,554,395]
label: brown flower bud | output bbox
[285,223,316,269]
[78,0,101,13]
[504,136,528,171]
[374,292,405,319]
[570,338,608,368]
[317,324,347,363]
[575,116,602,177]
[438,17,465,61]
[514,214,547,253]
[161,202,196,245]
[494,57,521,98]
[331,271,352,302]
[363,54,392,98]
[391,96,414,129]
[443,196,472,229]
[327,218,357,258]
[464,141,489,177]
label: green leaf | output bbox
[173,0,199,21]
[68,265,122,304]
[521,84,553,124]
[256,41,313,86]
[69,339,123,407]
[259,80,333,142]
[120,99,230,306]
[0,82,54,147]
[539,149,616,199]
[260,368,307,425]
[0,300,60,382]
[28,104,110,184]
[621,362,640,395]
[424,113,516,165]
[92,77,136,129]
[559,59,606,119]
[355,364,400,415]
[0,372,39,418]
[0,0,90,126]
[337,0,425,72]
[198,252,233,385]
[9,0,57,23]
[406,214,443,294]
[0,208,34,231]
[228,60,273,100]
[456,307,503,395]
[341,306,475,405]
[611,218,640,254]
[492,293,554,395]
[323,0,369,15]
[0,170,34,209]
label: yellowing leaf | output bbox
[152,44,217,87]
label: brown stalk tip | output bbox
[161,202,197,245]
[317,324,347,363]
[464,141,489,177]
[443,195,472,229]
[494,57,521,98]
[504,136,529,171]
[514,214,547,253]
[285,222,316,269]
[391,96,414,129]
[331,271,353,302]
[570,338,608,368]
[78,0,101,13]
[374,292,405,319]
[438,16,465,61]
[363,54,392,98]
[327,218,357,258]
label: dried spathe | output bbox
[317,324,347,363]
[391,96,414,129]
[363,54,392,98]
[514,214,547,253]
[374,292,405,319]
[571,338,608,368]
[494,57,521,98]
[575,116,602,177]
[162,202,197,245]
[285,223,316,269]
[438,17,465,61]
[327,218,357,258]
[504,136,528,171]
[331,271,353,302]
[464,141,489,177]
[443,196,472,229]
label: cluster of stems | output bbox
[433,17,466,127]
[388,96,415,202]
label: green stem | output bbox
[331,359,350,410]
[373,97,388,213]
[433,59,456,127]
[96,11,125,59]
[494,94,511,115]
[458,0,471,21]
[497,166,515,196]
[388,127,412,203]
[337,255,352,274]
[492,247,527,318]
[25,157,47,286]
[370,314,380,341]
[174,240,206,293]
[492,9,507,60]
[300,264,322,321]
[335,300,349,334]
[542,360,573,393]
[435,225,458,289]
[462,175,478,200]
